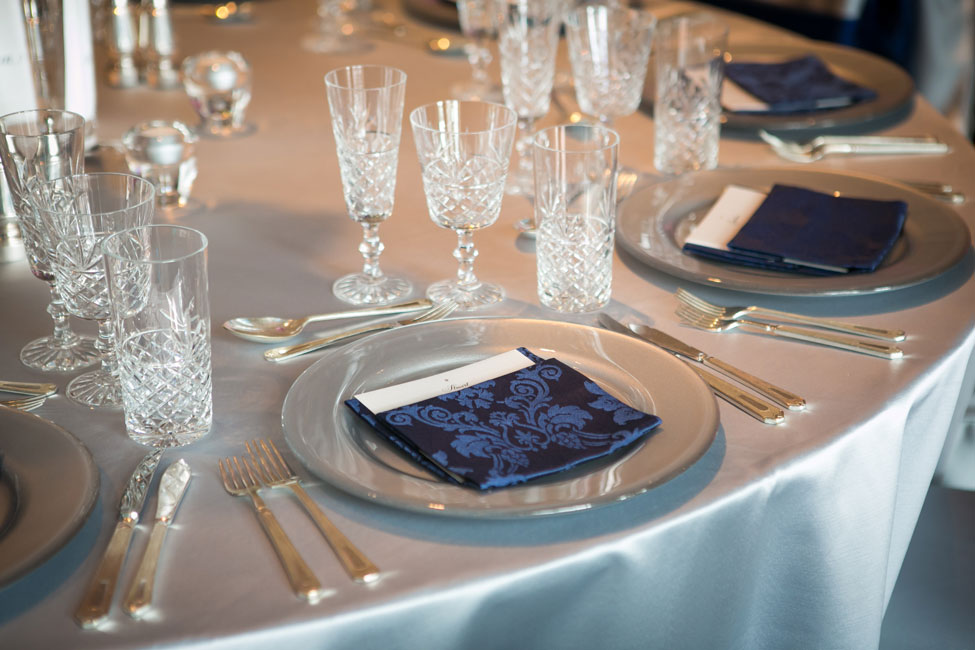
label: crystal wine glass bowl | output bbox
[453,0,502,102]
[410,100,517,309]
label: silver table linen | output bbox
[2,1,974,648]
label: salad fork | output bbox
[758,129,949,163]
[675,288,906,341]
[247,439,380,584]
[676,305,903,359]
[218,456,322,602]
[265,300,459,362]
[0,395,47,411]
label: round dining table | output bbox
[2,1,973,648]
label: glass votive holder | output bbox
[181,50,254,137]
[122,120,198,209]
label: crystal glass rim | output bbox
[324,64,407,91]
[409,100,517,135]
[102,224,208,265]
[0,109,86,136]
[33,172,157,217]
[122,119,199,145]
[532,124,620,155]
[563,4,657,31]
[654,13,729,44]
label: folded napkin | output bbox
[683,184,907,275]
[724,55,877,114]
[345,348,662,490]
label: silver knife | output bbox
[122,458,191,618]
[75,449,164,629]
[628,324,806,411]
[597,314,784,425]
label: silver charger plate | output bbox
[282,317,719,517]
[616,168,970,297]
[0,405,99,587]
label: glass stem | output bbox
[359,222,385,280]
[47,282,79,346]
[515,116,535,177]
[468,39,491,86]
[453,230,480,291]
[95,319,118,378]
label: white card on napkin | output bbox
[354,349,537,414]
[684,184,767,251]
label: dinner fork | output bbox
[0,380,58,397]
[247,439,380,584]
[758,129,949,163]
[675,288,906,341]
[676,305,903,359]
[0,395,47,411]
[218,456,323,602]
[264,300,459,362]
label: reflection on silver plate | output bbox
[0,405,99,587]
[616,168,970,297]
[282,318,719,517]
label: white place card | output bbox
[684,184,767,251]
[354,349,537,414]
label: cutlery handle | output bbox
[692,367,785,425]
[304,299,431,325]
[0,380,58,396]
[827,140,949,156]
[748,308,905,342]
[122,522,168,617]
[703,357,805,411]
[74,522,135,628]
[743,322,904,359]
[289,484,380,584]
[264,322,396,361]
[249,493,322,601]
[819,136,943,147]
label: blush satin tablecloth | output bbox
[2,1,974,648]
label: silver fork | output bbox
[0,395,47,411]
[265,300,459,362]
[675,287,906,341]
[676,305,903,359]
[247,439,380,584]
[758,129,949,163]
[218,456,323,602]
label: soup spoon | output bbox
[223,298,432,343]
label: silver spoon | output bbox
[223,298,433,343]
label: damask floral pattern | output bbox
[346,348,661,489]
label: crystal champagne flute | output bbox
[325,65,412,305]
[410,100,517,309]
[0,109,99,372]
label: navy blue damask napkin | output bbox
[726,184,907,273]
[724,55,876,113]
[345,348,662,490]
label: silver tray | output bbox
[282,317,719,517]
[0,405,99,587]
[616,168,970,297]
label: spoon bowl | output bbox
[223,298,433,343]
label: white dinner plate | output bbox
[616,168,970,297]
[282,317,719,517]
[0,405,99,587]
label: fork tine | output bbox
[415,301,456,323]
[675,288,723,315]
[261,439,292,479]
[218,458,237,492]
[0,395,46,411]
[246,441,274,483]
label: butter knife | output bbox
[122,458,191,618]
[75,449,164,628]
[597,314,784,425]
[628,324,806,411]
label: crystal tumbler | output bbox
[122,120,198,210]
[182,50,253,137]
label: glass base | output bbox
[301,33,373,55]
[127,423,211,448]
[67,369,122,408]
[514,217,536,238]
[20,334,100,372]
[427,279,504,310]
[333,272,413,305]
[195,122,257,139]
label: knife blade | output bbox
[628,324,806,411]
[75,449,164,628]
[597,314,785,425]
[122,458,191,618]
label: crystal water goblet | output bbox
[33,173,155,407]
[453,0,502,102]
[564,4,656,128]
[182,51,255,138]
[302,0,371,55]
[324,65,412,305]
[495,0,562,197]
[0,109,99,372]
[410,100,517,309]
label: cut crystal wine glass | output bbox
[325,65,412,305]
[410,100,517,309]
[0,109,99,372]
[453,0,503,102]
